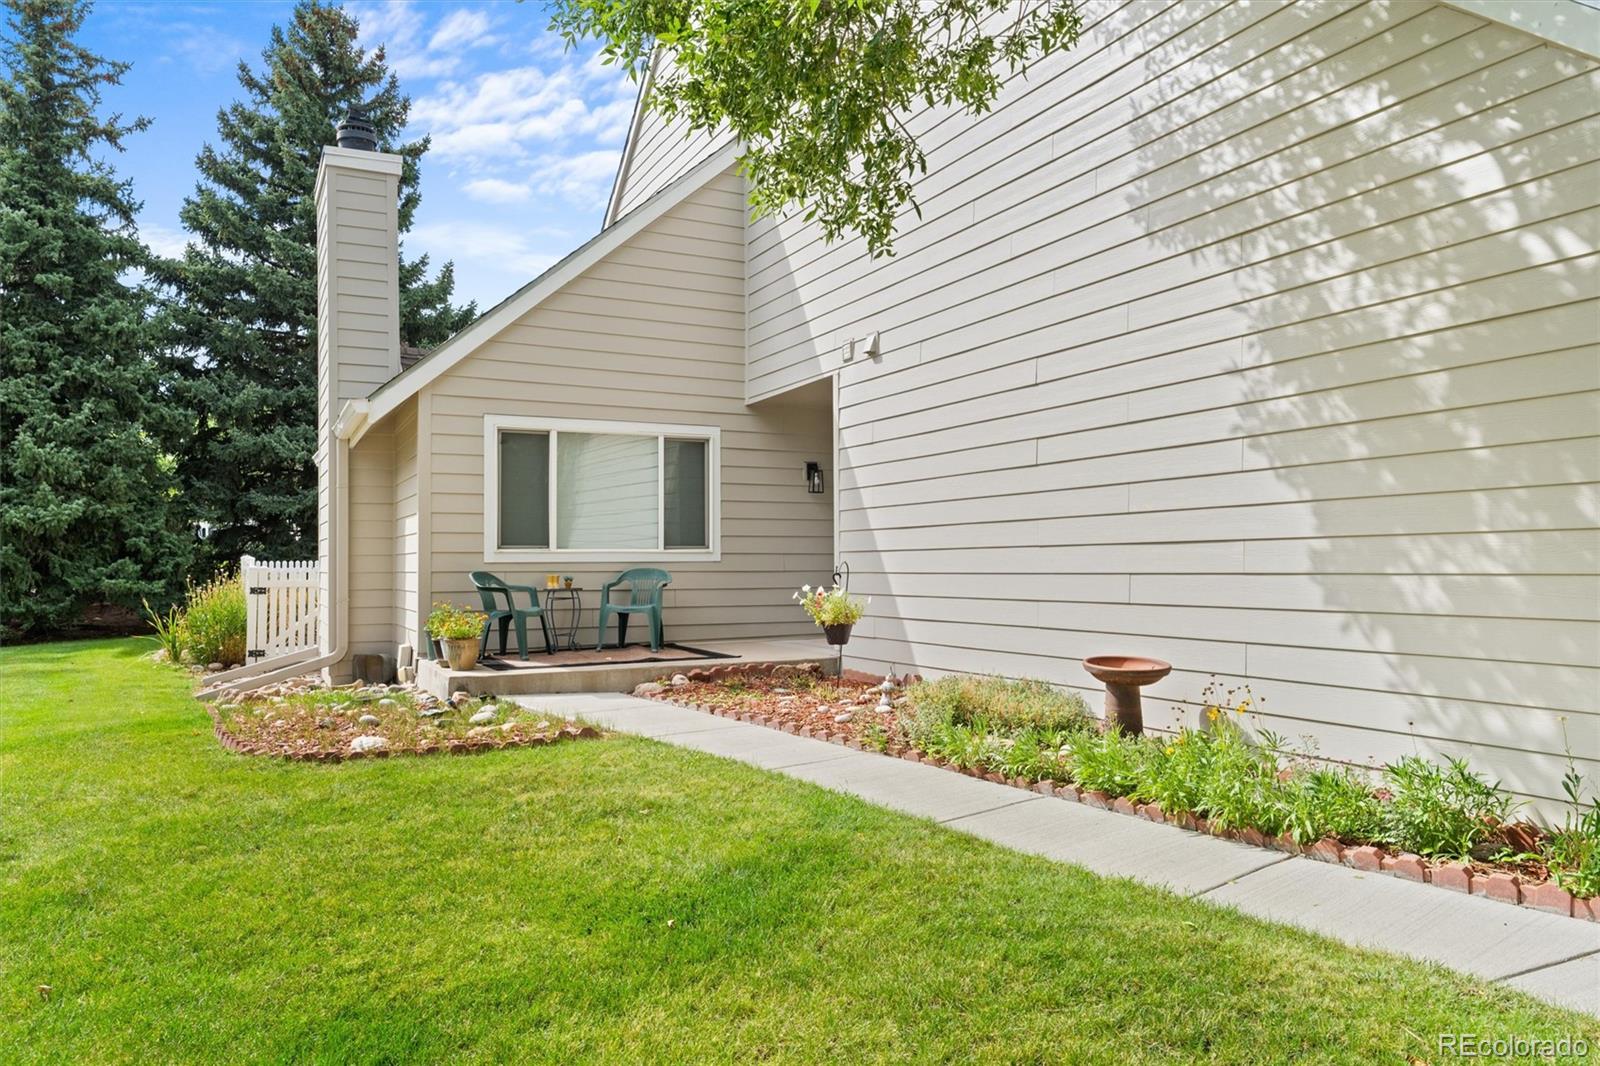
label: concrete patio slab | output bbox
[507,691,1599,1017]
[944,797,1290,896]
[1202,857,1600,982]
[1503,952,1600,1017]
[424,635,832,697]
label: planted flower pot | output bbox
[442,637,480,672]
[823,623,854,646]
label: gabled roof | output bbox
[346,139,741,437]
[603,50,660,230]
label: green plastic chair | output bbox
[596,568,671,652]
[469,571,554,660]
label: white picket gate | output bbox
[240,555,321,662]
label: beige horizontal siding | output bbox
[743,0,1600,811]
[612,55,734,220]
[392,398,419,652]
[347,423,396,658]
[420,170,833,646]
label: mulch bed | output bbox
[639,663,911,749]
[207,686,602,762]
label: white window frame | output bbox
[483,414,721,563]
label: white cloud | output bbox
[163,22,251,75]
[347,1,503,80]
[429,9,498,53]
[408,221,563,278]
[462,177,533,204]
[142,223,191,261]
[462,149,621,211]
[413,62,633,165]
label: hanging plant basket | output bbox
[823,623,854,646]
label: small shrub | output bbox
[1547,756,1600,899]
[908,675,1091,734]
[1067,728,1147,797]
[1191,715,1290,836]
[143,598,185,662]
[898,696,955,753]
[997,726,1075,781]
[936,722,991,772]
[1283,766,1385,846]
[1136,729,1214,815]
[178,575,246,666]
[1381,756,1515,860]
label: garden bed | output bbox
[640,664,1599,922]
[206,677,600,761]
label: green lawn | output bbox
[2,639,1593,1063]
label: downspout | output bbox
[200,404,365,697]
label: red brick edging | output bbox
[660,695,1597,923]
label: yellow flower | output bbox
[1235,700,1249,715]
[1206,708,1219,723]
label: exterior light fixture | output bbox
[805,461,824,494]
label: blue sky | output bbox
[78,1,638,310]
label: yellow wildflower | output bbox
[1206,708,1219,723]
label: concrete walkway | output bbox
[512,692,1600,1017]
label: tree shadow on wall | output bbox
[1120,9,1599,800]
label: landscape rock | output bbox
[317,717,336,729]
[377,698,397,709]
[833,711,853,724]
[418,707,446,719]
[633,682,666,697]
[358,714,381,726]
[469,709,496,725]
[207,662,224,673]
[670,674,689,687]
[350,736,387,753]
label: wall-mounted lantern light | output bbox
[805,461,825,494]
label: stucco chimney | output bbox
[314,136,403,657]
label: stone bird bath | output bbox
[1082,655,1172,735]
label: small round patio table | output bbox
[542,587,584,652]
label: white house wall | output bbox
[418,169,834,644]
[727,0,1599,809]
[612,58,734,220]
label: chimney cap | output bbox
[334,107,378,152]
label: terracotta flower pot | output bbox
[442,637,480,672]
[823,623,853,646]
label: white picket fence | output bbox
[241,555,321,662]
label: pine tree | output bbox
[159,0,474,569]
[0,0,191,636]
